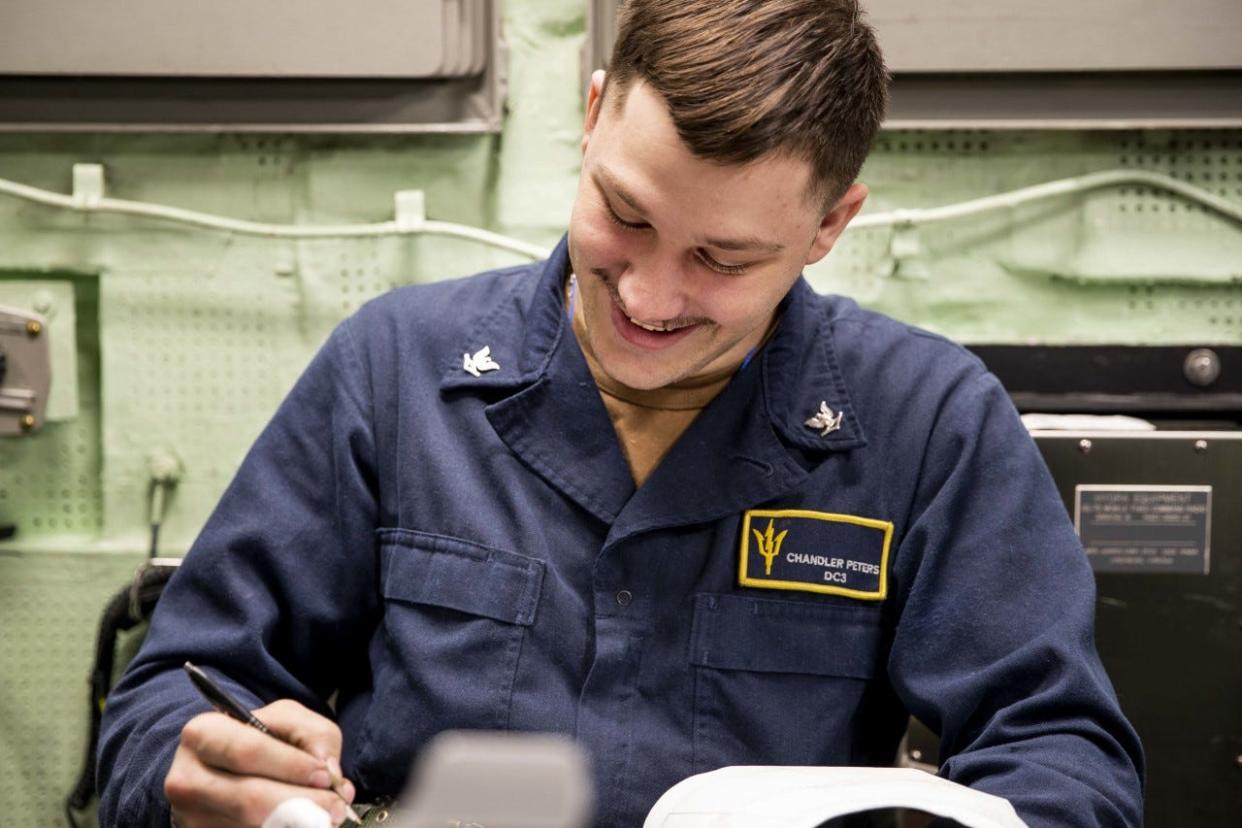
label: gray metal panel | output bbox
[0,0,446,78]
[584,0,1242,128]
[886,72,1242,129]
[582,0,620,94]
[0,1,506,132]
[864,0,1242,73]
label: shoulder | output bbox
[338,261,540,365]
[807,292,1006,437]
[820,293,987,384]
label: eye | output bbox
[697,250,748,275]
[603,200,649,231]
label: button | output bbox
[615,589,633,607]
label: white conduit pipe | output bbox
[0,167,1238,261]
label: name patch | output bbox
[739,509,894,600]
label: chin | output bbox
[597,349,684,390]
[601,360,663,390]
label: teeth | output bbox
[630,317,684,333]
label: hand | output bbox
[164,699,357,828]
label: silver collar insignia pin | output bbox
[462,345,500,377]
[804,401,844,437]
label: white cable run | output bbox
[850,169,1242,229]
[0,168,551,260]
[0,168,1237,263]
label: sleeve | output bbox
[886,367,1145,827]
[96,317,382,828]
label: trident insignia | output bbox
[752,519,789,576]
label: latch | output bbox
[0,304,51,436]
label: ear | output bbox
[581,69,607,155]
[805,183,869,265]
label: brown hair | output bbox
[606,0,888,208]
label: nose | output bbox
[614,247,689,325]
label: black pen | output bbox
[183,661,361,824]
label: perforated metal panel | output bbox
[806,130,1242,345]
[0,551,145,819]
[99,248,310,544]
[329,238,411,316]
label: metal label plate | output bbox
[1074,485,1212,575]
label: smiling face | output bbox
[566,72,868,391]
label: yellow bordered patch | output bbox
[739,509,894,600]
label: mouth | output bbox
[586,267,706,351]
[611,301,699,350]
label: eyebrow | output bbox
[594,166,786,255]
[704,234,785,254]
[595,167,647,215]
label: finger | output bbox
[167,746,349,827]
[324,757,356,801]
[181,712,335,791]
[254,699,343,764]
[166,743,254,827]
[334,775,356,805]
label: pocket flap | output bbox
[690,594,884,679]
[378,529,544,626]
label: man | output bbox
[98,1,1144,826]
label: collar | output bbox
[438,236,573,394]
[435,235,867,529]
[760,277,867,454]
[439,235,866,455]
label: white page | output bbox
[644,766,1028,828]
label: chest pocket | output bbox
[689,593,887,773]
[357,529,544,794]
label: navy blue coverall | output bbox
[98,237,1144,826]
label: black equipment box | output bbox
[1032,430,1241,826]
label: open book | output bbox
[645,765,1027,828]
